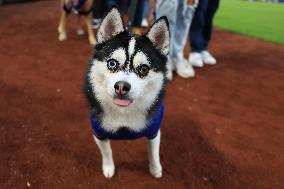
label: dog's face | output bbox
[88,8,169,112]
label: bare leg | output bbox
[148,130,162,178]
[85,14,96,46]
[58,11,67,41]
[76,15,85,35]
[93,135,115,178]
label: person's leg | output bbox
[200,0,219,65]
[140,0,150,27]
[189,0,209,53]
[170,0,196,78]
[156,0,178,80]
[133,0,147,27]
[203,0,220,49]
[118,0,129,16]
[172,0,195,59]
[142,0,149,20]
[105,0,118,10]
[92,0,105,29]
[93,0,103,19]
[188,0,209,67]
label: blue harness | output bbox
[90,103,164,140]
[63,0,92,15]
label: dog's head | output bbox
[87,8,169,111]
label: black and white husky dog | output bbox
[84,7,170,178]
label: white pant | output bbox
[156,0,195,59]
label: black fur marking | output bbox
[135,35,168,74]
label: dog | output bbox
[58,0,96,45]
[84,7,170,178]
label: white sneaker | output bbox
[201,50,216,65]
[141,18,149,27]
[173,57,195,78]
[188,52,203,67]
[92,19,102,29]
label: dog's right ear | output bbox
[145,16,170,56]
[96,7,125,44]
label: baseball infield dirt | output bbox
[0,1,283,189]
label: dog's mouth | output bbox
[112,96,133,107]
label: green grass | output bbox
[214,0,284,45]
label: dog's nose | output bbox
[114,81,131,96]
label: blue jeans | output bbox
[133,0,149,27]
[189,0,220,52]
[156,0,195,59]
[106,0,148,27]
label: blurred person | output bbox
[93,0,129,29]
[141,0,150,27]
[188,0,220,67]
[132,0,150,27]
[156,0,198,79]
[92,0,105,29]
[105,0,129,14]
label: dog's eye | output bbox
[136,64,150,77]
[107,59,119,71]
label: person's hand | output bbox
[187,0,194,4]
[187,0,199,6]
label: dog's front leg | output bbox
[76,16,85,36]
[58,11,67,41]
[93,135,115,178]
[85,14,96,46]
[148,130,162,178]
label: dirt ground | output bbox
[0,1,283,189]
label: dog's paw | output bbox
[102,164,115,178]
[76,28,85,36]
[58,33,67,41]
[149,164,162,178]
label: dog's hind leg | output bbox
[58,11,67,41]
[93,135,115,178]
[85,14,96,46]
[76,16,85,36]
[148,130,162,178]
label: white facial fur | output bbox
[128,37,136,58]
[89,48,164,132]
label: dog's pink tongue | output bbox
[113,99,131,106]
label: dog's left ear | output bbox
[96,7,125,44]
[145,16,170,56]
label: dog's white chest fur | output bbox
[101,103,148,132]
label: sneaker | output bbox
[188,52,203,67]
[201,50,216,65]
[92,18,102,29]
[173,57,195,78]
[141,18,149,27]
